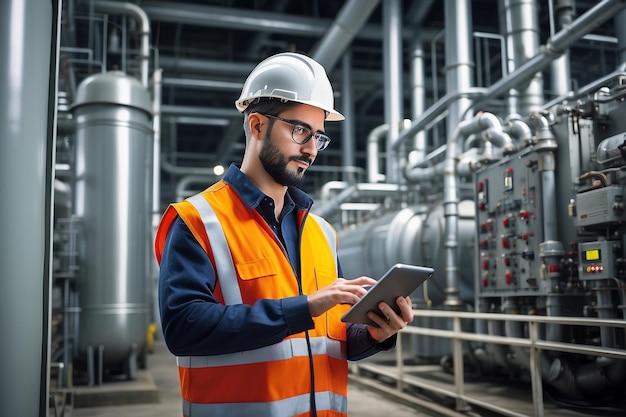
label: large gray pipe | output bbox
[0,0,59,415]
[499,0,544,114]
[383,0,404,183]
[550,0,575,96]
[311,0,380,72]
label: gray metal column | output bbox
[499,0,544,114]
[445,0,474,129]
[550,0,575,96]
[341,51,356,183]
[410,36,427,164]
[383,0,403,183]
[0,0,59,415]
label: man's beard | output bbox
[259,135,312,187]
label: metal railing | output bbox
[352,309,626,417]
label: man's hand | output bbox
[366,296,414,342]
[307,277,377,317]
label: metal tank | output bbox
[71,71,153,375]
[338,200,475,304]
[337,200,475,358]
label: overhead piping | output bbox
[367,124,389,183]
[311,0,380,71]
[141,1,437,42]
[93,1,150,87]
[394,0,626,151]
[483,0,626,102]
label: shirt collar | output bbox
[222,164,313,211]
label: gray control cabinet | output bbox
[475,149,546,297]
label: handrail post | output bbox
[528,320,544,417]
[453,316,468,411]
[396,330,404,391]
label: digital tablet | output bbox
[340,263,434,327]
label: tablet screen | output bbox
[340,263,433,326]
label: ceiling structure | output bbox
[59,0,619,206]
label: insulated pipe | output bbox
[534,114,559,241]
[550,0,575,96]
[396,0,626,153]
[405,112,508,180]
[443,113,506,307]
[404,160,446,183]
[161,155,216,176]
[311,0,380,72]
[152,68,162,217]
[444,0,474,135]
[480,112,516,154]
[500,0,544,114]
[367,124,389,183]
[161,77,242,91]
[94,1,150,88]
[0,1,59,415]
[502,299,530,369]
[543,68,626,110]
[504,115,533,145]
[159,56,254,76]
[410,36,428,164]
[594,280,618,348]
[341,52,356,183]
[394,88,487,151]
[485,0,626,102]
[313,182,405,219]
[614,8,626,64]
[151,68,163,337]
[383,0,403,183]
[142,1,437,42]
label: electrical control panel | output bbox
[475,149,545,297]
[578,240,617,280]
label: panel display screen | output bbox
[584,249,601,262]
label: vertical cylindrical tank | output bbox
[0,1,58,415]
[71,71,153,366]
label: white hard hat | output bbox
[235,52,344,121]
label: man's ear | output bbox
[247,113,264,140]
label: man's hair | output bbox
[242,98,300,139]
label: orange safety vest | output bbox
[155,180,350,417]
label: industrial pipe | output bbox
[93,1,150,87]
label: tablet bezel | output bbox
[340,263,434,327]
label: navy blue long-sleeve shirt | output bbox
[158,164,395,360]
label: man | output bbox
[154,52,413,417]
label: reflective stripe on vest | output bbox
[183,391,347,417]
[309,213,338,276]
[186,194,242,305]
[177,335,344,368]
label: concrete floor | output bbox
[62,338,429,417]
